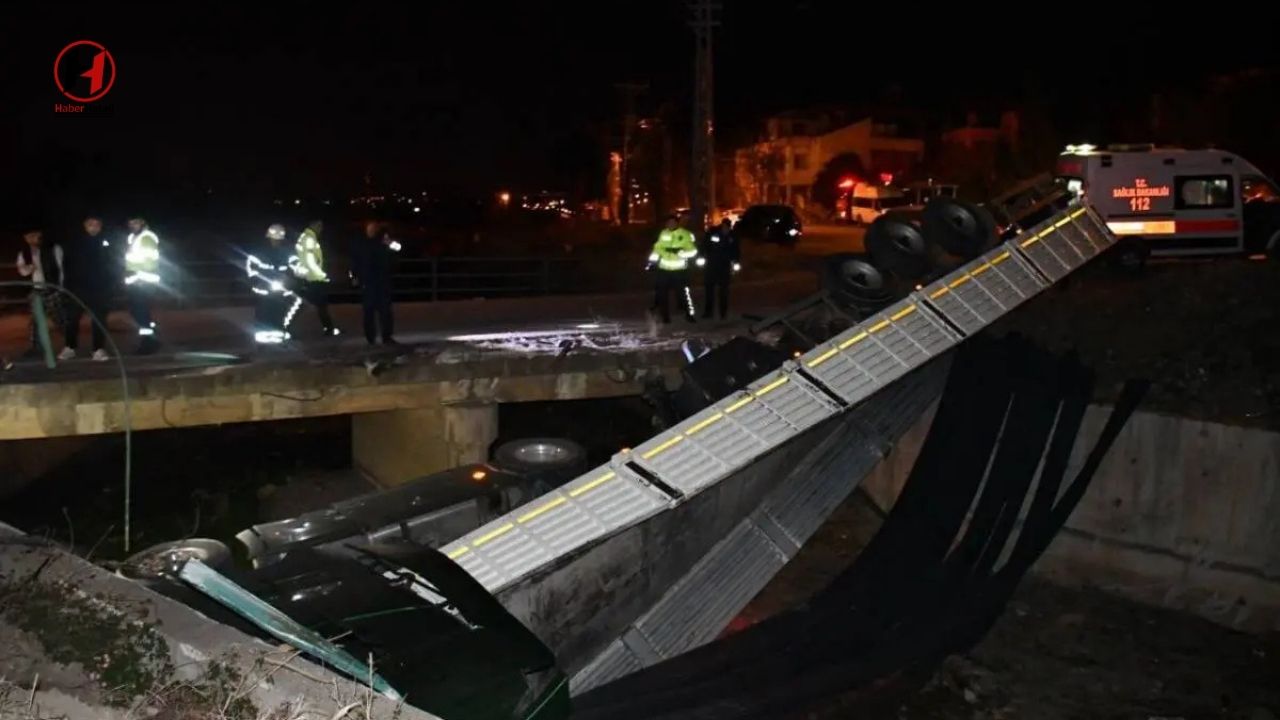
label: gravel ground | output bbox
[993,257,1280,430]
[741,489,1280,720]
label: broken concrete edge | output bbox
[0,522,443,720]
[0,345,687,439]
[861,405,1280,634]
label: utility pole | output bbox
[615,82,647,225]
[688,0,720,231]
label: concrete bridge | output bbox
[0,280,811,488]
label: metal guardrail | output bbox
[0,256,575,309]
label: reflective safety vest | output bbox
[245,246,297,296]
[648,228,699,271]
[125,229,161,285]
[293,228,328,282]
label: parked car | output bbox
[733,204,803,244]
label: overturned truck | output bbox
[133,190,1137,719]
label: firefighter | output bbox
[124,215,161,354]
[647,215,699,324]
[291,220,339,337]
[698,218,741,320]
[350,219,401,346]
[246,223,301,346]
[61,214,115,362]
[15,223,64,356]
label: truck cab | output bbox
[1056,144,1280,264]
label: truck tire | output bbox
[1111,238,1149,271]
[1267,228,1280,260]
[492,438,587,477]
[121,538,233,580]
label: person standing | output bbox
[61,214,115,362]
[124,215,161,354]
[15,224,64,356]
[351,219,401,346]
[699,218,740,320]
[291,220,339,337]
[647,215,700,324]
[245,223,300,346]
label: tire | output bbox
[1267,228,1280,260]
[1111,238,1149,272]
[491,437,587,477]
[865,212,931,279]
[120,538,233,580]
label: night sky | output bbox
[3,2,1278,219]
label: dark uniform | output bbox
[351,229,400,345]
[246,238,299,344]
[62,226,116,355]
[699,221,740,319]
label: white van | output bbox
[1056,144,1280,261]
[847,185,909,224]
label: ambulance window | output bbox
[1175,176,1234,210]
[1242,177,1280,203]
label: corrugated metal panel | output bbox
[440,464,669,592]
[570,641,644,694]
[445,202,1115,614]
[801,299,957,406]
[571,366,949,693]
[635,522,786,654]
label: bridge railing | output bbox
[0,256,578,310]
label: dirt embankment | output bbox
[994,258,1280,430]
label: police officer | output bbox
[246,223,301,346]
[124,215,161,354]
[61,214,115,362]
[292,220,339,337]
[698,218,741,320]
[350,219,401,346]
[647,215,700,324]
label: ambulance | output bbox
[1056,144,1280,264]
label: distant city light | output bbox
[294,199,301,205]
[413,206,421,213]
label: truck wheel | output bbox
[1111,238,1149,272]
[492,438,587,477]
[121,538,233,580]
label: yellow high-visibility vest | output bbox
[293,228,328,282]
[648,228,699,271]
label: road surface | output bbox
[0,273,817,381]
[795,223,866,256]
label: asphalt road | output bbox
[0,272,818,381]
[794,223,866,256]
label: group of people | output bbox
[12,213,163,362]
[6,211,740,367]
[5,214,404,367]
[245,218,402,348]
[648,215,741,324]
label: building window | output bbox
[1175,176,1234,210]
[793,153,810,171]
